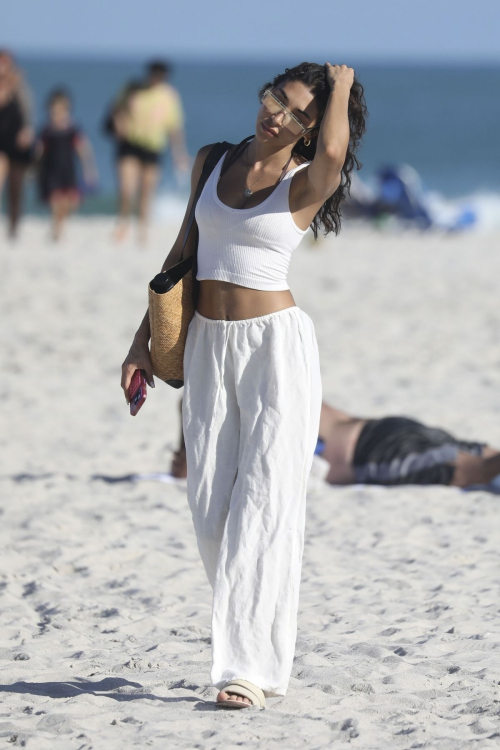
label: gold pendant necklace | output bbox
[243,153,293,197]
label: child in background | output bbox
[37,88,98,241]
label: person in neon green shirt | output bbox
[112,60,190,245]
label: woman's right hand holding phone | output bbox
[121,337,154,404]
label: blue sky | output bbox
[3,0,499,62]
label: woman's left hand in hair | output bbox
[325,63,354,92]
[291,63,354,214]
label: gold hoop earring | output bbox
[303,137,311,147]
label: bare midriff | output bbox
[197,280,296,321]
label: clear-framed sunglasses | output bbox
[260,89,315,137]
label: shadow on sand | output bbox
[0,677,205,704]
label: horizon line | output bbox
[11,49,500,66]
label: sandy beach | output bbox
[1,217,500,748]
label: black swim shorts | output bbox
[353,416,485,486]
[116,139,161,165]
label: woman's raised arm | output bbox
[306,64,354,201]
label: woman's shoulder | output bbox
[188,142,229,192]
[192,141,233,182]
[196,143,217,162]
[191,143,218,183]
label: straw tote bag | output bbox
[148,141,233,388]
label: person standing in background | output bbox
[0,50,35,239]
[37,88,98,241]
[112,60,190,245]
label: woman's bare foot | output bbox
[113,221,130,244]
[216,689,251,706]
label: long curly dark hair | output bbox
[258,62,368,237]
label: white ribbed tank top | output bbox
[195,149,311,291]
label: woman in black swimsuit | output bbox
[0,50,35,238]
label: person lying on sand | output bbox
[171,399,500,489]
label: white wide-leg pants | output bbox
[182,305,322,697]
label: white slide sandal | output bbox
[216,679,266,709]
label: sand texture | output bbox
[1,218,500,748]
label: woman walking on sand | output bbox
[0,50,35,239]
[122,62,367,708]
[110,60,190,245]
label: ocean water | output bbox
[14,56,500,217]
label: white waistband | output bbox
[194,305,300,326]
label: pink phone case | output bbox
[129,369,147,416]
